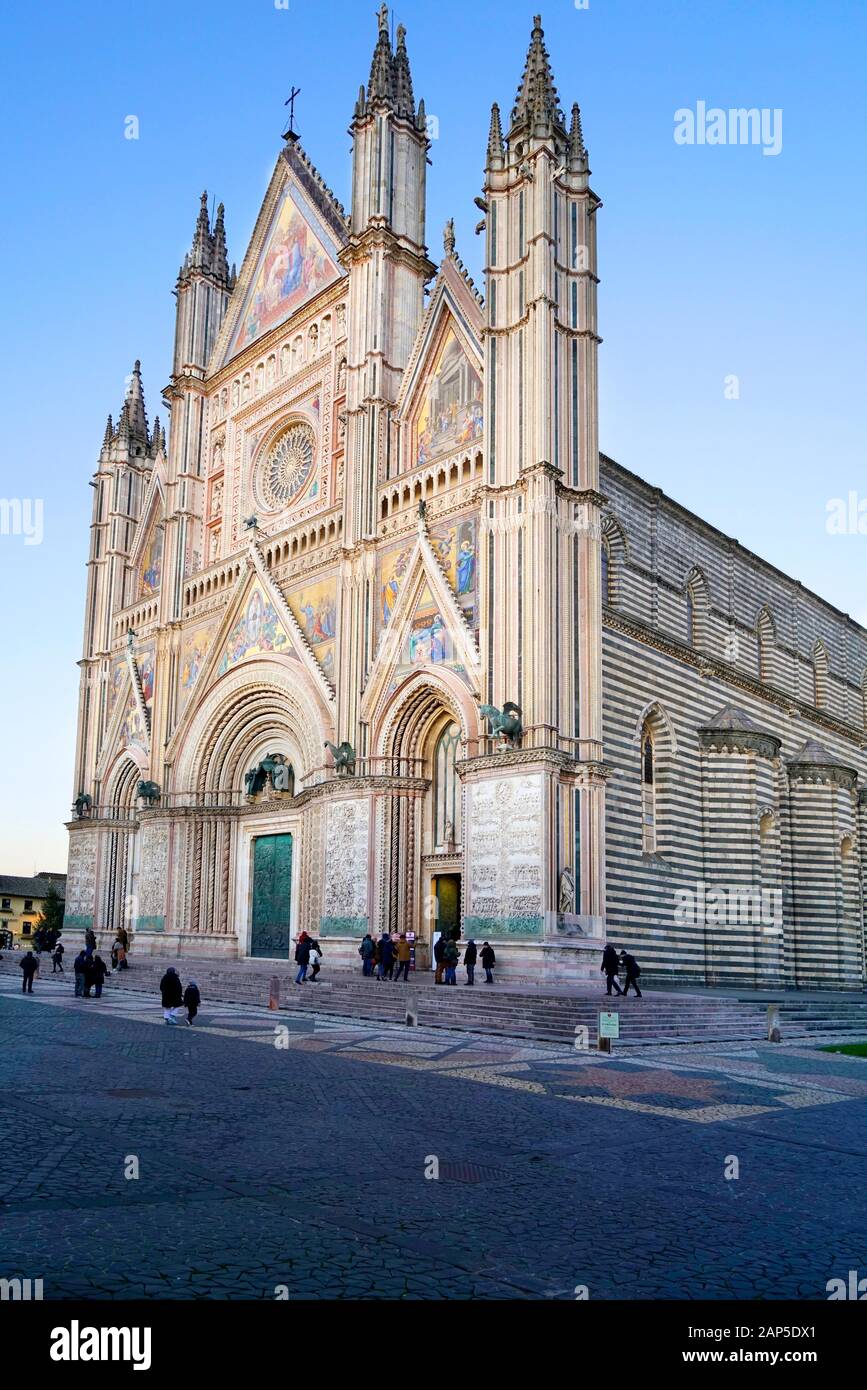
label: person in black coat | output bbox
[620,950,643,998]
[601,944,623,996]
[377,933,395,982]
[52,941,65,973]
[73,950,88,997]
[463,939,477,985]
[480,942,496,984]
[433,933,446,985]
[294,933,311,984]
[160,966,184,1023]
[19,951,38,993]
[91,954,108,999]
[183,980,201,1025]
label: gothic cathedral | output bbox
[67,12,867,990]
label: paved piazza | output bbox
[2,974,867,1300]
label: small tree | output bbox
[36,882,65,947]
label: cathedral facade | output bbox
[66,12,867,990]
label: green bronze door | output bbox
[250,833,293,958]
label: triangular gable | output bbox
[397,266,484,472]
[128,470,166,599]
[97,667,149,779]
[214,148,347,370]
[165,543,335,763]
[361,521,480,724]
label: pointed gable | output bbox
[397,255,484,473]
[216,142,348,369]
[216,577,294,676]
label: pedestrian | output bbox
[73,950,88,997]
[372,935,383,977]
[620,950,642,998]
[85,927,97,953]
[308,938,323,982]
[394,932,411,982]
[463,938,477,985]
[160,966,184,1023]
[378,932,394,981]
[480,941,496,984]
[83,950,97,998]
[52,940,65,973]
[601,943,623,996]
[443,936,459,985]
[358,933,375,977]
[433,932,446,985]
[91,953,108,999]
[113,933,129,970]
[294,931,311,984]
[118,925,129,953]
[183,980,201,1025]
[19,950,38,994]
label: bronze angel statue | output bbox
[477,700,524,748]
[325,740,356,775]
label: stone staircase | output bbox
[0,953,784,1047]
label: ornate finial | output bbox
[417,497,427,527]
[126,628,136,648]
[443,218,456,256]
[378,2,388,32]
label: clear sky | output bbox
[0,0,864,874]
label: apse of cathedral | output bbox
[67,11,867,990]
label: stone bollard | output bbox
[405,1006,418,1027]
[767,1002,781,1043]
[269,976,280,1011]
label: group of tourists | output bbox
[353,931,497,985]
[159,966,201,1025]
[601,943,642,997]
[17,924,132,999]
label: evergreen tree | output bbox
[36,881,65,944]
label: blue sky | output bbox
[0,0,864,872]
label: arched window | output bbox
[641,730,656,853]
[685,568,709,651]
[601,514,627,608]
[433,721,461,849]
[757,608,775,685]
[813,641,829,709]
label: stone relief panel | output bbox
[65,831,99,931]
[321,799,369,934]
[138,822,169,932]
[466,774,543,936]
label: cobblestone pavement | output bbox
[2,974,866,1300]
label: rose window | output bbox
[256,422,315,510]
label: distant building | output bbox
[0,875,66,946]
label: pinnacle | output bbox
[510,13,566,139]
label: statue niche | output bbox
[245,753,295,799]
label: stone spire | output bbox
[190,190,212,272]
[212,202,229,283]
[569,102,587,162]
[392,23,415,121]
[102,414,114,450]
[367,3,395,107]
[487,102,505,164]
[510,14,566,141]
[121,361,149,452]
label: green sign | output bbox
[598,1011,620,1040]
